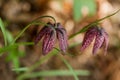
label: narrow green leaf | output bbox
[0,45,17,54]
[6,30,14,44]
[0,42,34,56]
[12,67,28,72]
[17,70,90,80]
[0,18,7,46]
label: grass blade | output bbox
[0,42,34,55]
[0,18,7,46]
[17,70,90,80]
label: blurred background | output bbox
[0,0,120,80]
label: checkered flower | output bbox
[81,26,109,54]
[55,23,68,53]
[35,22,68,55]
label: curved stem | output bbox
[58,55,79,80]
[32,15,57,28]
[52,48,79,80]
[11,15,57,44]
[11,22,46,44]
[69,9,120,39]
[17,48,78,80]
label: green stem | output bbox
[11,22,46,44]
[59,56,79,80]
[17,47,79,80]
[12,15,57,44]
[17,49,58,80]
[53,48,79,80]
[28,52,57,72]
[31,15,57,28]
[32,15,57,25]
[69,9,120,39]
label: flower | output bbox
[35,22,68,55]
[55,23,68,53]
[80,26,109,54]
[35,22,53,44]
[42,29,56,55]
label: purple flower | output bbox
[55,23,68,53]
[35,22,68,55]
[42,30,56,55]
[35,22,53,44]
[81,26,109,55]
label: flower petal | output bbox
[56,28,68,53]
[103,31,109,54]
[81,27,97,51]
[56,23,68,53]
[93,31,104,54]
[42,30,56,55]
[34,22,53,44]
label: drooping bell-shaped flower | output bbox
[35,22,56,55]
[35,22,68,55]
[80,26,109,54]
[55,23,68,53]
[42,29,56,55]
[35,22,53,44]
